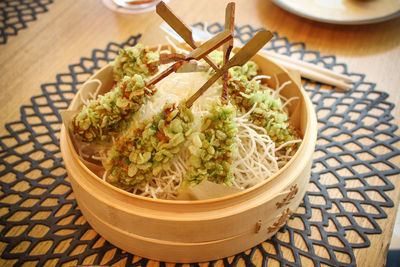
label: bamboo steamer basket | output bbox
[60,44,317,263]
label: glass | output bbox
[103,0,166,14]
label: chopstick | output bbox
[160,23,353,91]
[261,51,353,91]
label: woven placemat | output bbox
[0,22,399,266]
[0,0,54,44]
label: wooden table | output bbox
[0,0,399,266]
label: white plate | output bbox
[273,0,400,25]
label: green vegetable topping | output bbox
[213,50,299,153]
[229,75,299,152]
[111,44,160,81]
[184,100,239,186]
[243,89,299,151]
[103,103,194,189]
[71,75,155,142]
[206,50,259,80]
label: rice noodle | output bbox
[251,75,271,81]
[281,96,299,110]
[80,79,103,105]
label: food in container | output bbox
[60,41,317,262]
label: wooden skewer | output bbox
[147,52,186,71]
[222,2,235,104]
[186,30,274,108]
[146,29,232,87]
[223,2,235,61]
[156,1,219,71]
[159,53,186,64]
[146,61,185,86]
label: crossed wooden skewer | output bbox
[146,2,273,108]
